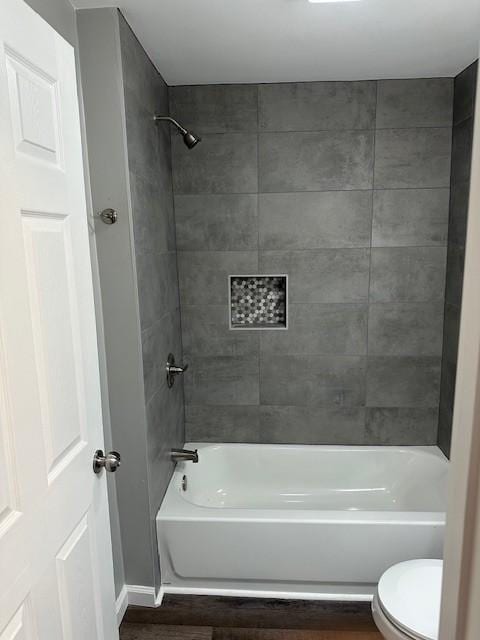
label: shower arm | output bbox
[153,115,201,149]
[153,115,188,135]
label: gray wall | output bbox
[171,79,453,445]
[78,8,184,594]
[118,13,185,590]
[438,62,478,457]
[78,6,149,593]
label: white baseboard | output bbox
[115,585,128,626]
[116,582,370,626]
[126,584,157,608]
[115,584,164,625]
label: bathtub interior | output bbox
[176,444,448,512]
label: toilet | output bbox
[372,559,443,640]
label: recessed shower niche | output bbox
[229,275,288,330]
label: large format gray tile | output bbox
[125,86,171,186]
[175,194,258,251]
[259,406,366,444]
[365,408,438,445]
[177,251,258,305]
[260,304,367,355]
[442,302,461,368]
[142,310,183,402]
[130,170,175,255]
[372,189,449,247]
[185,405,261,442]
[169,84,258,133]
[150,120,174,195]
[136,251,180,331]
[182,305,259,357]
[259,191,372,250]
[438,301,461,458]
[374,128,452,188]
[438,394,454,458]
[441,332,458,387]
[444,244,466,308]
[260,249,370,303]
[172,133,258,194]
[258,81,376,131]
[376,79,453,129]
[368,302,444,356]
[448,180,471,247]
[366,356,441,407]
[451,118,474,185]
[369,247,447,302]
[259,131,374,192]
[439,354,456,418]
[145,383,184,499]
[260,355,366,407]
[184,356,259,405]
[454,61,478,125]
[119,15,168,116]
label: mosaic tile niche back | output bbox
[230,275,287,330]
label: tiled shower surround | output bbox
[119,16,184,586]
[438,62,478,456]
[171,79,455,445]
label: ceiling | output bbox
[72,0,480,85]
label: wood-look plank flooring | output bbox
[120,596,381,640]
[120,624,380,640]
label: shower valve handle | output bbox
[166,353,188,388]
[170,363,189,375]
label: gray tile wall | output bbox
[438,62,478,457]
[171,78,453,445]
[119,16,185,588]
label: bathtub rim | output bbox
[183,441,448,460]
[158,443,447,524]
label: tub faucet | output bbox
[171,448,199,463]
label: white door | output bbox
[0,1,119,639]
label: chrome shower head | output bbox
[182,130,201,149]
[154,115,201,149]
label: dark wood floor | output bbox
[120,595,381,640]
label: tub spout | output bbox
[171,448,199,463]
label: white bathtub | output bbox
[157,443,448,601]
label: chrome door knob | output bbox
[97,208,117,225]
[93,449,121,474]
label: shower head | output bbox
[182,130,201,149]
[154,115,201,149]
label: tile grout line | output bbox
[175,186,451,196]
[364,80,379,422]
[256,84,262,419]
[188,124,452,135]
[181,301,445,308]
[176,245,448,253]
